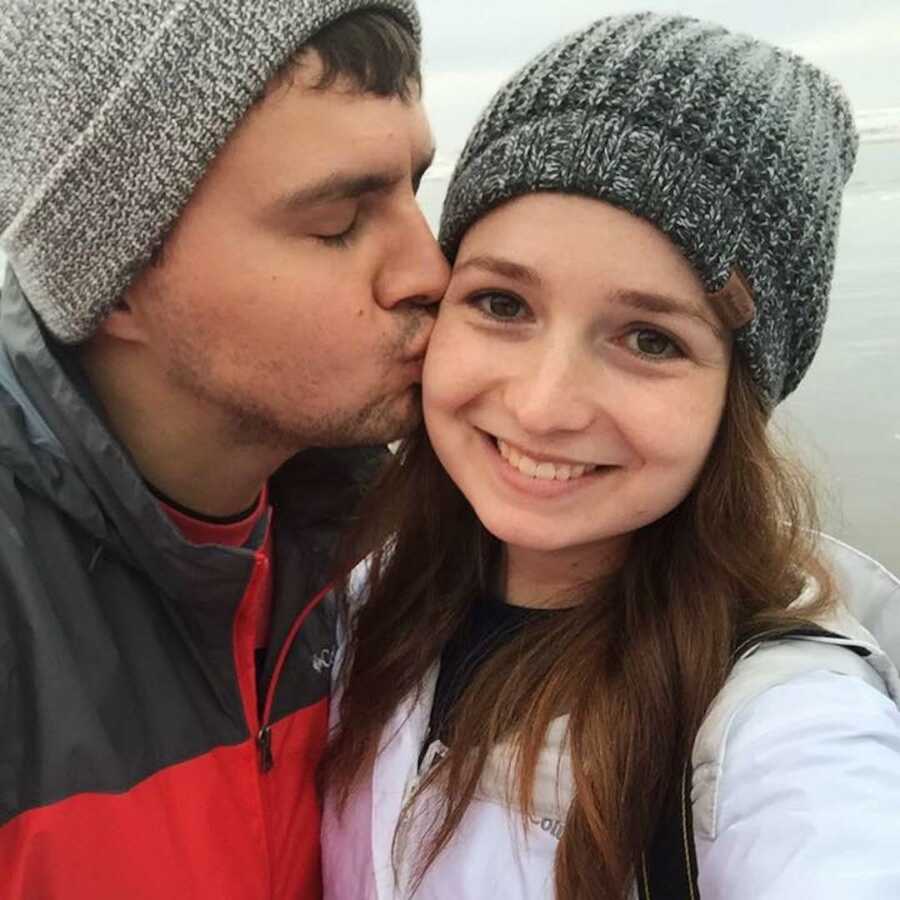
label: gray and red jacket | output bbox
[0,267,381,899]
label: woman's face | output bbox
[423,193,732,563]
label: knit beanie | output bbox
[439,14,858,405]
[0,0,420,343]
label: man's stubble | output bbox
[158,300,428,454]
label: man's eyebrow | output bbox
[275,146,437,212]
[453,254,544,288]
[610,289,725,339]
[276,171,402,211]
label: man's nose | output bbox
[504,347,597,436]
[375,203,450,312]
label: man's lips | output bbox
[402,355,425,381]
[401,326,432,364]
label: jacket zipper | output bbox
[254,580,334,773]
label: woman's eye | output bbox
[471,292,528,321]
[625,328,684,360]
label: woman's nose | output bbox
[503,348,596,436]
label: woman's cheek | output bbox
[425,315,484,389]
[422,320,465,408]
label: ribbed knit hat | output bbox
[0,0,420,343]
[439,14,858,405]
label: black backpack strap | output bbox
[636,766,699,900]
[733,624,869,661]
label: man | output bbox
[0,2,447,897]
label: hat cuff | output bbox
[440,110,752,291]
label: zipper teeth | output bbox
[232,551,269,738]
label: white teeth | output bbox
[495,438,597,481]
[535,462,555,480]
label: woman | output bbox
[322,13,900,899]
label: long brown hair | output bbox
[323,354,833,898]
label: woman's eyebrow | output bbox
[610,289,726,340]
[453,254,544,288]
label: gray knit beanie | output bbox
[439,14,858,405]
[0,0,420,343]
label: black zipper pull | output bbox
[257,725,274,773]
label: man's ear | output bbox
[95,279,155,345]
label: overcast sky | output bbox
[416,0,900,165]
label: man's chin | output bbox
[310,390,423,449]
[344,405,422,447]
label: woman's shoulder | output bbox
[816,532,900,666]
[692,627,900,832]
[692,538,900,898]
[693,666,900,898]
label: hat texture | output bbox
[0,0,420,343]
[439,13,858,404]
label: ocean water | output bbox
[1,140,897,572]
[775,140,900,574]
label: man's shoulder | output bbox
[0,456,97,598]
[0,459,33,532]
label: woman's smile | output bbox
[495,437,600,479]
[478,429,618,500]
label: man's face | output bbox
[125,55,449,452]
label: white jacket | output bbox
[322,536,900,899]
